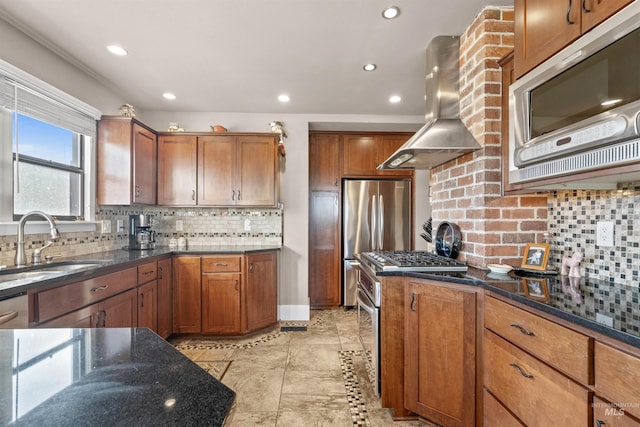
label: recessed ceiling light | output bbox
[106,45,128,56]
[162,92,176,100]
[389,95,402,103]
[363,64,377,71]
[278,94,290,103]
[382,6,400,19]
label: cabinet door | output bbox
[309,133,341,190]
[581,0,633,32]
[342,134,381,176]
[404,282,476,427]
[157,135,197,205]
[132,123,157,205]
[157,258,173,339]
[198,135,236,205]
[236,135,277,206]
[593,396,640,427]
[101,289,138,328]
[514,0,582,78]
[201,273,241,334]
[172,257,202,333]
[378,134,413,177]
[245,252,277,331]
[309,191,341,308]
[138,280,158,332]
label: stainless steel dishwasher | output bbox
[0,291,28,328]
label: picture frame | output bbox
[522,278,550,303]
[521,243,550,271]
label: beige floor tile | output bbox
[222,367,285,412]
[277,393,349,412]
[281,370,346,395]
[288,328,341,346]
[286,344,342,371]
[225,410,278,427]
[275,409,353,427]
[194,361,230,380]
[230,345,289,370]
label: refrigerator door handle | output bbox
[371,194,377,250]
[378,195,384,250]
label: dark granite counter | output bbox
[0,328,234,426]
[0,245,281,297]
[379,267,640,349]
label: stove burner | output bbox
[360,250,467,272]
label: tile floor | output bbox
[170,309,428,427]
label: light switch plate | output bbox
[176,220,183,231]
[101,220,112,234]
[244,219,252,231]
[596,221,614,247]
[116,219,124,232]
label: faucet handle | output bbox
[32,241,55,264]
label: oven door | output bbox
[357,288,380,396]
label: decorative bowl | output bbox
[487,264,513,275]
[211,125,227,133]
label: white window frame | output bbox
[0,59,101,236]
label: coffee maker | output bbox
[128,214,156,250]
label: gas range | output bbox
[358,250,468,273]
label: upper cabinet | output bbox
[514,0,632,78]
[97,116,157,205]
[157,133,279,207]
[342,133,413,177]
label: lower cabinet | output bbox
[157,258,173,338]
[137,280,158,331]
[404,281,477,427]
[594,342,640,423]
[173,251,278,335]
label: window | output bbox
[13,114,84,220]
[0,59,101,224]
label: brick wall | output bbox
[430,6,548,268]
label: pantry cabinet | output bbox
[97,116,157,205]
[514,0,632,78]
[157,133,278,207]
[404,280,477,427]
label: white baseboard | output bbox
[278,304,310,321]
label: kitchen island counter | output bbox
[0,327,234,426]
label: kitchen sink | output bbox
[0,260,110,287]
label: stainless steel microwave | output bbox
[509,1,640,186]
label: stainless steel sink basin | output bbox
[40,262,107,272]
[0,260,110,287]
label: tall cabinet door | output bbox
[236,135,277,206]
[309,192,341,308]
[198,135,235,205]
[157,135,197,205]
[132,123,157,205]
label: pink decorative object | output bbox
[561,252,583,278]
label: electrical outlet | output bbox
[596,313,614,327]
[244,219,252,231]
[596,221,614,247]
[176,220,183,231]
[101,220,112,234]
[116,219,124,232]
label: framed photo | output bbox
[522,278,550,303]
[521,243,550,271]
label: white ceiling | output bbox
[0,0,513,116]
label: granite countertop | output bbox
[0,327,234,426]
[380,267,640,349]
[0,245,281,297]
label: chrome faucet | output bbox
[15,211,60,267]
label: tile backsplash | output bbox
[0,206,283,267]
[548,182,640,287]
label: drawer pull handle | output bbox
[215,263,229,267]
[510,363,534,379]
[90,285,109,293]
[581,0,590,13]
[595,421,605,427]
[410,292,416,312]
[510,323,535,336]
[566,0,575,24]
[0,311,19,325]
[143,270,154,275]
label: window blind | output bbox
[0,59,101,138]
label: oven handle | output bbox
[357,288,376,314]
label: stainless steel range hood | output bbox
[378,35,480,170]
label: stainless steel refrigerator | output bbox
[343,179,411,306]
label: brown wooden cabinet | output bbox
[309,133,341,190]
[342,133,412,177]
[404,281,477,427]
[157,258,173,338]
[97,116,157,205]
[158,133,278,207]
[514,0,632,78]
[137,261,158,332]
[172,256,202,333]
[201,256,242,334]
[245,251,278,331]
[595,342,640,420]
[593,396,640,427]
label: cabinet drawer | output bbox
[485,296,591,384]
[138,261,157,283]
[595,342,640,420]
[593,396,640,427]
[201,256,241,273]
[484,330,589,427]
[483,389,524,427]
[36,268,137,323]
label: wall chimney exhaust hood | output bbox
[378,35,480,170]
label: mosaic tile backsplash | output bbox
[0,206,283,267]
[548,182,640,287]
